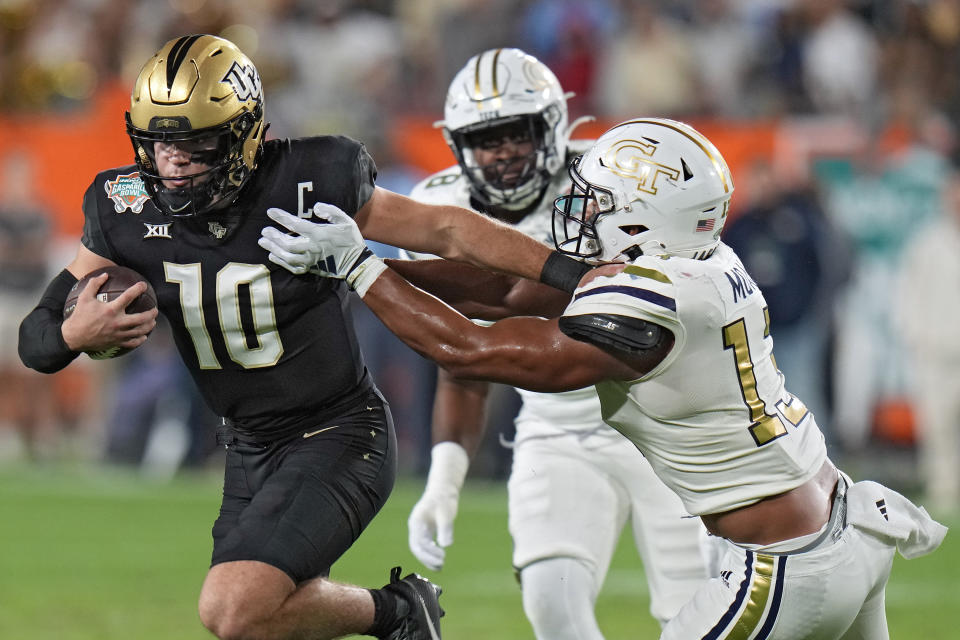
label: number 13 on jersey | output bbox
[723,307,809,446]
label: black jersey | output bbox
[80,136,378,437]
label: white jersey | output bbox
[408,143,609,438]
[562,243,828,516]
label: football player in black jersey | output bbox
[17,35,592,640]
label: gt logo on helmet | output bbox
[603,139,681,197]
[553,118,734,262]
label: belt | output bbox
[777,473,848,555]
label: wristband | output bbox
[539,250,592,293]
[424,441,470,494]
[345,250,388,298]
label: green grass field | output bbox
[0,464,956,639]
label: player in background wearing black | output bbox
[17,35,590,640]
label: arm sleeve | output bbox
[18,269,81,373]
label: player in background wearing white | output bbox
[403,49,706,638]
[277,118,948,640]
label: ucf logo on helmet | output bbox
[221,61,262,103]
[603,139,681,196]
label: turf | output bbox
[0,464,955,639]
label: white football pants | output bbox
[508,428,707,635]
[662,474,945,639]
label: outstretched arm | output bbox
[258,203,667,389]
[356,187,590,293]
[359,268,640,391]
[384,258,571,320]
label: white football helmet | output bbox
[442,48,569,211]
[553,118,734,261]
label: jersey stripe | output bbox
[574,285,676,312]
[623,264,672,284]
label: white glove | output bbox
[258,203,386,296]
[408,442,470,571]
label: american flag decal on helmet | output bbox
[696,218,715,232]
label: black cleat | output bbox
[381,566,444,640]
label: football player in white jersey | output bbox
[402,49,706,637]
[276,118,947,640]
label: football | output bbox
[63,265,158,360]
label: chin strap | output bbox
[625,239,669,260]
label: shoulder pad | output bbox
[284,134,364,159]
[570,259,678,315]
[265,136,376,215]
[559,313,668,354]
[409,166,466,203]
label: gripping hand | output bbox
[258,203,386,296]
[408,442,469,571]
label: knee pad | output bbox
[519,557,604,640]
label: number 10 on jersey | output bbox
[165,262,284,369]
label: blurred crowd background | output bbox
[1,0,959,517]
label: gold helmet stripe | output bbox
[473,50,485,99]
[612,119,732,194]
[473,48,504,108]
[165,34,203,91]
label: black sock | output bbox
[366,587,410,638]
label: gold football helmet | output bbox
[126,34,267,217]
